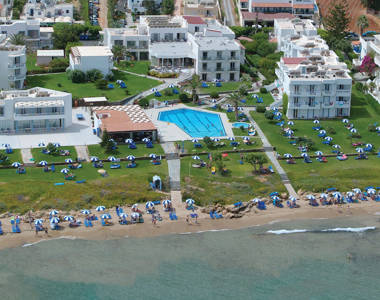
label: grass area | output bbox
[0,160,168,214]
[116,61,150,75]
[141,88,187,102]
[1,149,22,164]
[26,54,44,72]
[182,137,262,154]
[250,87,380,191]
[199,81,242,94]
[79,0,89,23]
[181,153,286,206]
[31,147,78,164]
[239,92,274,107]
[88,144,165,160]
[26,71,161,102]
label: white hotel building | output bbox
[103,16,245,81]
[0,87,72,133]
[0,34,27,90]
[275,19,352,119]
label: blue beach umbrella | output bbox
[126,155,135,161]
[313,120,320,124]
[2,144,10,148]
[301,153,309,158]
[353,188,362,194]
[53,143,61,147]
[132,203,139,210]
[101,214,112,219]
[192,156,200,160]
[346,191,354,197]
[191,138,198,143]
[49,210,59,216]
[152,88,158,92]
[243,136,250,141]
[168,84,175,88]
[11,162,21,168]
[350,128,357,133]
[142,138,150,143]
[50,217,60,224]
[39,161,48,166]
[186,199,195,206]
[60,168,70,174]
[376,126,380,132]
[211,137,220,142]
[125,139,134,144]
[332,144,341,149]
[96,206,105,211]
[365,143,373,149]
[81,209,91,215]
[34,219,43,225]
[38,142,45,147]
[228,137,235,141]
[320,193,328,199]
[283,153,293,158]
[65,158,73,164]
[271,195,280,201]
[356,147,364,153]
[90,156,99,162]
[131,212,140,219]
[287,121,294,126]
[108,156,117,162]
[289,196,297,202]
[324,136,333,142]
[333,192,341,199]
[146,201,154,209]
[163,199,171,207]
[149,153,157,159]
[319,130,326,135]
[119,213,128,219]
[315,151,323,156]
[342,119,349,124]
[367,188,376,195]
[307,195,316,200]
[64,216,74,221]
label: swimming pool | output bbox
[158,108,226,138]
[232,122,251,129]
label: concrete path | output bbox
[75,145,90,162]
[244,108,298,197]
[21,148,33,164]
[161,142,182,195]
[223,0,236,26]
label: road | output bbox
[99,0,108,28]
[222,0,236,26]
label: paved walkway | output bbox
[161,142,182,197]
[223,0,236,26]
[75,145,90,162]
[244,108,298,197]
[21,148,33,164]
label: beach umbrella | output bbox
[142,137,150,143]
[168,83,175,88]
[353,188,362,194]
[376,126,380,132]
[126,155,135,161]
[283,153,293,158]
[365,143,373,149]
[315,151,323,156]
[346,191,354,197]
[2,143,10,148]
[319,130,326,135]
[211,137,220,142]
[81,209,91,215]
[313,120,320,124]
[342,119,349,124]
[149,153,157,159]
[64,216,74,221]
[243,136,250,141]
[286,130,294,135]
[275,112,282,117]
[131,212,140,219]
[108,156,117,162]
[96,206,106,211]
[320,193,328,199]
[152,88,158,92]
[90,156,99,162]
[226,104,231,108]
[367,188,376,195]
[39,161,48,166]
[186,198,195,206]
[307,195,316,200]
[38,142,45,147]
[238,107,244,111]
[301,153,309,158]
[356,147,364,153]
[332,191,341,199]
[332,144,341,149]
[272,195,280,201]
[65,158,73,164]
[60,168,69,174]
[101,213,112,219]
[132,203,139,210]
[287,121,294,126]
[163,199,171,207]
[125,139,134,144]
[191,138,199,143]
[324,136,333,142]
[272,107,278,111]
[119,213,128,219]
[11,162,21,168]
[289,196,297,202]
[34,219,43,225]
[251,198,261,203]
[350,128,357,133]
[49,210,59,216]
[192,156,200,160]
[50,217,60,224]
[53,143,61,147]
[228,137,235,141]
[146,201,154,209]
[211,99,217,103]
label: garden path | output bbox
[161,142,182,205]
[75,145,90,162]
[21,148,33,164]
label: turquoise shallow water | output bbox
[0,216,380,299]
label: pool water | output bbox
[232,122,251,129]
[158,108,226,138]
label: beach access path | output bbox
[21,148,33,164]
[161,142,182,205]
[244,107,298,198]
[75,145,90,162]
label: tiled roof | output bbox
[183,16,206,25]
[282,57,306,65]
[293,3,314,9]
[238,36,253,42]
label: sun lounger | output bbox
[69,221,81,227]
[234,201,242,208]
[119,219,129,225]
[93,162,104,168]
[312,126,321,130]
[289,141,297,145]
[322,141,330,145]
[129,143,137,149]
[154,91,162,97]
[318,133,326,138]
[50,223,60,230]
[35,225,44,232]
[76,113,84,120]
[169,212,178,220]
[201,82,209,88]
[76,180,86,184]
[84,219,93,227]
[110,163,121,169]
[257,201,266,210]
[108,84,114,89]
[268,166,275,173]
[336,154,348,161]
[101,219,112,226]
[317,157,327,163]
[309,200,319,207]
[173,88,179,94]
[0,226,3,235]
[152,160,161,165]
[355,154,368,160]
[194,143,202,148]
[127,163,137,168]
[304,157,312,163]
[146,141,153,148]
[209,211,215,219]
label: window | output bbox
[217,51,222,59]
[309,85,315,93]
[114,40,123,46]
[36,107,42,114]
[126,41,136,48]
[324,84,330,91]
[202,63,207,71]
[323,96,330,105]
[216,73,221,80]
[202,52,208,59]
[293,97,299,106]
[230,73,235,81]
[202,73,207,81]
[0,107,3,116]
[293,109,298,118]
[66,10,69,13]
[195,26,199,32]
[294,85,300,93]
[308,97,315,106]
[216,63,222,71]
[231,51,236,58]
[230,62,235,70]
[338,84,344,90]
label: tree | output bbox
[53,23,79,49]
[142,0,159,15]
[189,74,201,103]
[357,15,369,35]
[162,0,175,14]
[240,73,252,85]
[227,92,241,120]
[324,0,350,41]
[112,45,127,63]
[46,143,59,156]
[245,154,261,173]
[9,33,26,45]
[71,70,86,83]
[0,152,9,166]
[100,130,110,147]
[238,83,249,96]
[95,79,108,89]
[86,69,103,82]
[359,54,376,75]
[282,93,288,116]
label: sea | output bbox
[0,215,380,299]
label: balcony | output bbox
[215,68,224,72]
[8,74,26,81]
[8,63,25,69]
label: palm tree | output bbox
[9,33,26,46]
[112,45,127,63]
[227,92,241,120]
[189,74,201,103]
[357,15,369,36]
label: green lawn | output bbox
[181,153,286,206]
[31,146,78,163]
[0,160,168,214]
[141,88,188,102]
[26,71,161,102]
[239,92,274,107]
[182,137,262,154]
[250,87,380,191]
[88,143,165,160]
[26,54,44,72]
[116,60,150,75]
[200,81,242,94]
[0,149,22,164]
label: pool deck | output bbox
[145,104,234,142]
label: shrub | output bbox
[86,69,103,82]
[48,58,69,71]
[164,89,173,96]
[203,136,215,149]
[210,91,219,99]
[262,79,272,85]
[179,93,189,102]
[95,79,108,90]
[355,82,364,92]
[260,87,267,93]
[139,97,150,107]
[368,124,377,132]
[264,110,274,120]
[256,105,266,113]
[71,70,86,83]
[326,127,336,135]
[282,93,288,116]
[106,73,115,81]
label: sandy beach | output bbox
[1,200,380,251]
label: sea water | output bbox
[0,215,380,299]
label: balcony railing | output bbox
[8,63,25,69]
[8,74,25,81]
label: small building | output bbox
[37,49,64,66]
[69,46,113,76]
[183,0,219,18]
[92,105,157,142]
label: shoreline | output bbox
[1,201,379,251]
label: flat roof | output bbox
[150,42,194,58]
[71,46,113,57]
[37,49,64,57]
[183,16,206,25]
[83,97,108,103]
[195,36,240,50]
[93,105,156,133]
[40,27,54,33]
